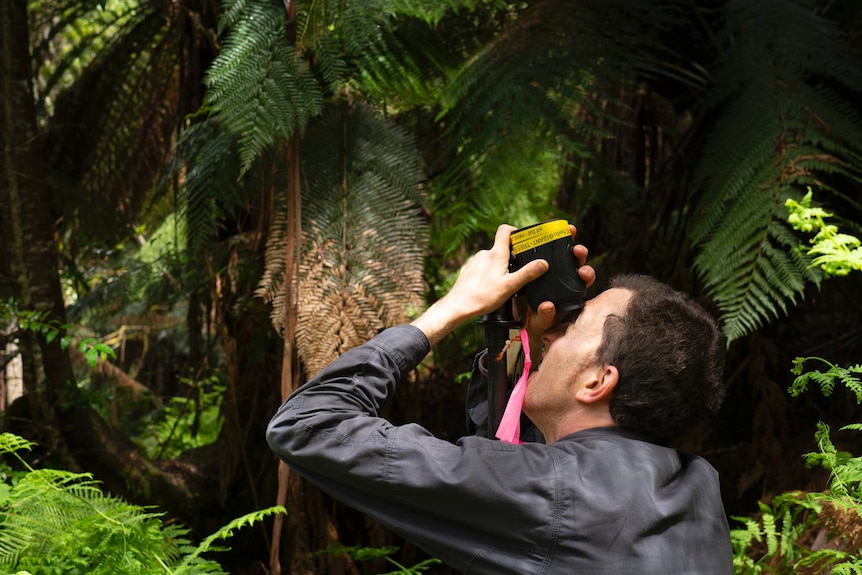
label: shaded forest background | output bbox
[1,0,862,573]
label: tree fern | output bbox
[206,0,421,173]
[425,0,692,253]
[41,0,207,250]
[30,0,137,118]
[352,20,451,109]
[161,119,249,251]
[256,103,427,376]
[690,0,862,341]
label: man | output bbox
[266,224,732,574]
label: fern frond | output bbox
[386,0,485,26]
[174,506,286,572]
[690,0,862,341]
[44,1,187,248]
[256,103,427,376]
[205,1,324,172]
[31,0,137,117]
[0,433,277,573]
[0,433,36,457]
[693,194,816,341]
[789,357,862,403]
[163,119,248,251]
[832,561,862,575]
[353,21,449,108]
[427,0,692,254]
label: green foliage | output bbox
[1,299,116,369]
[314,544,441,575]
[351,20,449,109]
[730,422,862,572]
[805,422,862,499]
[161,119,247,252]
[730,490,852,574]
[732,360,862,571]
[427,6,601,250]
[731,227,862,571]
[690,0,862,342]
[206,0,416,173]
[132,374,225,460]
[789,357,862,402]
[786,191,862,277]
[0,433,285,575]
[30,0,138,120]
[36,0,196,249]
[205,0,323,172]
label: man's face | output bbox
[522,287,633,419]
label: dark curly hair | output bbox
[596,274,726,441]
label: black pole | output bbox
[478,302,519,438]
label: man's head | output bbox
[597,274,726,441]
[524,273,725,442]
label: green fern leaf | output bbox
[761,510,778,557]
[689,0,862,341]
[0,433,36,457]
[206,1,323,172]
[174,506,286,572]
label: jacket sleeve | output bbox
[265,324,560,573]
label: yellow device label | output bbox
[511,219,570,255]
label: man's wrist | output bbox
[410,297,473,346]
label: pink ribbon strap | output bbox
[495,327,532,444]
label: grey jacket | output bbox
[266,325,733,574]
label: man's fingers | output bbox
[509,258,548,289]
[578,264,596,289]
[492,224,518,256]
[534,301,556,327]
[572,243,588,265]
[572,244,596,288]
[526,301,557,349]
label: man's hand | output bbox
[412,223,595,347]
[412,225,549,345]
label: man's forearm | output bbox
[410,297,473,346]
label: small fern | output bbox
[730,208,862,571]
[0,433,285,575]
[786,190,862,277]
[733,359,862,571]
[313,544,441,575]
[790,357,862,402]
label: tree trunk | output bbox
[0,1,220,520]
[0,0,75,456]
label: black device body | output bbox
[479,218,588,438]
[509,218,587,316]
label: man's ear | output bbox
[575,365,619,404]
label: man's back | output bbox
[267,325,732,574]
